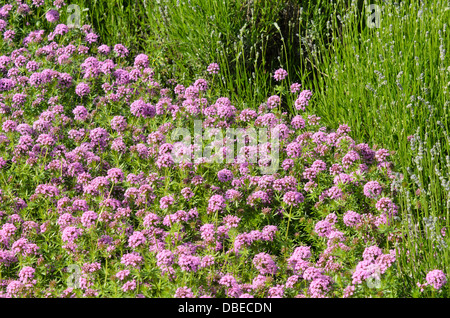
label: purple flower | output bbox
[35,184,60,197]
[81,211,98,228]
[143,213,161,228]
[0,78,15,91]
[219,274,238,288]
[53,0,66,9]
[128,231,146,248]
[285,141,302,158]
[246,190,271,207]
[134,54,149,68]
[252,252,278,275]
[115,269,130,281]
[217,169,233,182]
[97,44,110,55]
[327,186,343,200]
[375,197,398,217]
[48,24,69,40]
[207,195,226,214]
[290,82,302,93]
[83,176,109,196]
[3,29,15,42]
[283,191,304,206]
[426,270,447,290]
[156,154,174,169]
[178,255,201,272]
[294,90,312,111]
[333,173,354,185]
[181,187,194,201]
[200,255,215,268]
[75,82,90,97]
[46,10,59,23]
[266,95,281,109]
[225,189,241,201]
[111,137,126,152]
[107,168,124,183]
[314,220,332,237]
[122,279,137,292]
[85,32,98,44]
[268,285,284,298]
[252,275,268,290]
[73,105,88,121]
[36,133,55,147]
[303,267,324,281]
[200,224,215,243]
[157,250,175,270]
[207,63,219,74]
[19,266,36,286]
[343,210,361,227]
[160,195,175,210]
[352,260,379,285]
[363,181,383,199]
[308,276,332,298]
[0,19,6,32]
[375,148,390,163]
[194,78,208,91]
[120,252,143,268]
[90,127,110,149]
[342,150,360,169]
[61,226,83,243]
[2,120,17,132]
[130,99,156,118]
[174,286,195,298]
[113,44,129,58]
[273,68,288,81]
[291,115,305,130]
[6,280,23,297]
[261,225,278,241]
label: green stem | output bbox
[285,205,293,241]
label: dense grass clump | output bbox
[307,0,450,295]
[71,0,345,107]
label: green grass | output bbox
[69,0,342,107]
[308,0,450,295]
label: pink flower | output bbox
[294,90,312,111]
[160,195,175,210]
[314,220,332,237]
[207,63,219,74]
[363,181,383,199]
[217,169,233,182]
[283,191,304,206]
[426,270,447,290]
[290,83,302,93]
[207,195,226,214]
[115,269,130,281]
[122,279,137,292]
[273,68,288,81]
[252,252,278,275]
[75,82,90,97]
[343,211,361,227]
[128,231,147,248]
[174,286,195,298]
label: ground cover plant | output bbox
[0,0,447,298]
